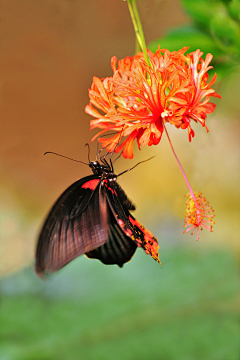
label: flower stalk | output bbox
[162,119,196,200]
[163,119,215,240]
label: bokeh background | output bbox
[0,0,239,359]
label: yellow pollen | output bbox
[184,191,215,240]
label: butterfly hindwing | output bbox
[103,179,161,264]
[113,183,136,211]
[35,175,109,276]
[85,185,137,267]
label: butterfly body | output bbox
[35,159,160,277]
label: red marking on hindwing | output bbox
[118,219,133,237]
[118,219,124,227]
[103,179,117,195]
[81,179,100,190]
[129,215,161,264]
[108,187,117,195]
[129,216,144,231]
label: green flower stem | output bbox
[127,1,142,49]
[127,0,151,67]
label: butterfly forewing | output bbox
[36,175,109,275]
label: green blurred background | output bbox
[0,1,239,359]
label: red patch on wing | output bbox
[81,179,100,190]
[103,179,117,195]
[129,216,161,264]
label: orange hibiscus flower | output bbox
[85,47,221,159]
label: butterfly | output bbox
[35,154,160,277]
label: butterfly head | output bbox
[89,160,113,176]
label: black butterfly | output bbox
[35,155,160,277]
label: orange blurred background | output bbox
[0,0,239,277]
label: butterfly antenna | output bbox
[109,157,114,172]
[108,129,123,161]
[95,129,125,171]
[96,136,100,159]
[97,128,124,160]
[109,149,124,172]
[96,147,105,161]
[84,143,91,163]
[44,152,88,165]
[117,156,156,177]
[98,140,119,172]
[95,131,116,160]
[112,150,123,164]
